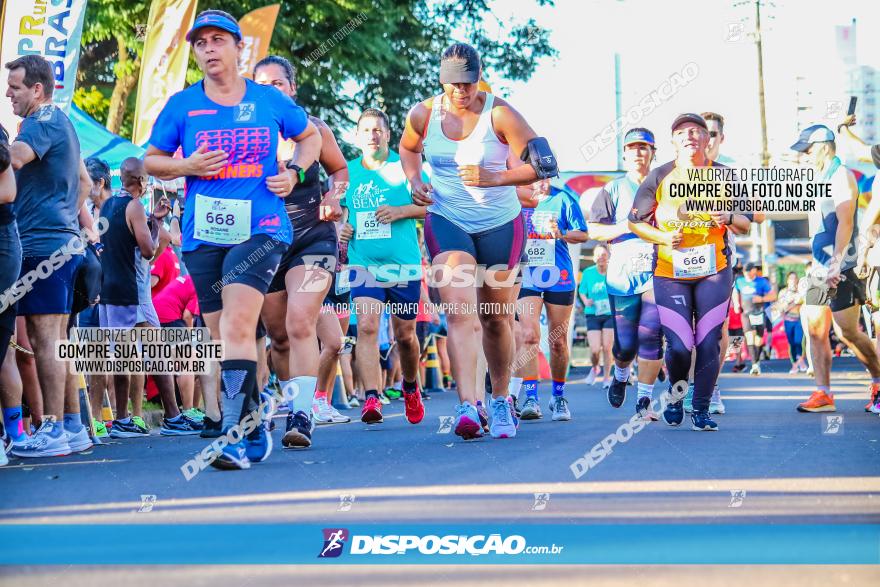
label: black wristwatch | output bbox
[287,162,306,184]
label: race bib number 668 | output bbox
[193,194,251,245]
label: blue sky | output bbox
[482,0,880,171]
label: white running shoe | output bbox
[65,426,93,453]
[602,378,611,390]
[583,367,599,385]
[549,396,571,421]
[11,419,71,458]
[313,398,352,424]
[749,363,761,376]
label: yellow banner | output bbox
[132,0,199,146]
[238,4,281,78]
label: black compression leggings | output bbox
[654,267,732,412]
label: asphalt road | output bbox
[2,358,879,585]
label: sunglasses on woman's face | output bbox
[708,131,719,138]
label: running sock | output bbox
[63,413,83,433]
[817,385,831,396]
[711,385,721,403]
[289,376,318,416]
[523,379,539,400]
[402,379,418,393]
[314,389,328,402]
[393,381,403,391]
[614,364,631,383]
[219,359,257,434]
[2,406,24,440]
[748,344,761,365]
[44,416,64,438]
[365,389,379,400]
[552,380,565,397]
[637,382,653,400]
[280,378,295,406]
[508,377,523,399]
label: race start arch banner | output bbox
[0,0,89,134]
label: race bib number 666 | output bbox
[671,244,716,278]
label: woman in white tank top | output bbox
[399,43,547,441]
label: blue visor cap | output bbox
[624,128,655,147]
[186,13,242,43]
[790,124,835,152]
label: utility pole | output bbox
[755,0,770,167]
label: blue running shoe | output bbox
[691,410,719,431]
[453,403,482,440]
[662,399,685,427]
[245,424,273,462]
[489,396,517,439]
[683,384,694,414]
[259,390,277,431]
[210,441,251,470]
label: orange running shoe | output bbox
[797,391,836,413]
[865,383,880,412]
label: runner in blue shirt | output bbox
[144,9,322,471]
[733,262,775,376]
[588,128,664,419]
[515,181,587,422]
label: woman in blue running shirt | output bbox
[144,10,322,470]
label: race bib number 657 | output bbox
[356,211,391,240]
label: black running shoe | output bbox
[282,411,313,448]
[691,410,719,431]
[636,396,658,421]
[607,378,627,408]
[200,416,222,438]
[662,399,684,427]
[731,363,746,373]
[511,395,522,418]
[161,414,203,436]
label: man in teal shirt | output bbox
[339,108,427,427]
[578,244,614,387]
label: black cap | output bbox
[671,113,708,132]
[745,262,757,271]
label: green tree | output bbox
[76,0,556,146]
